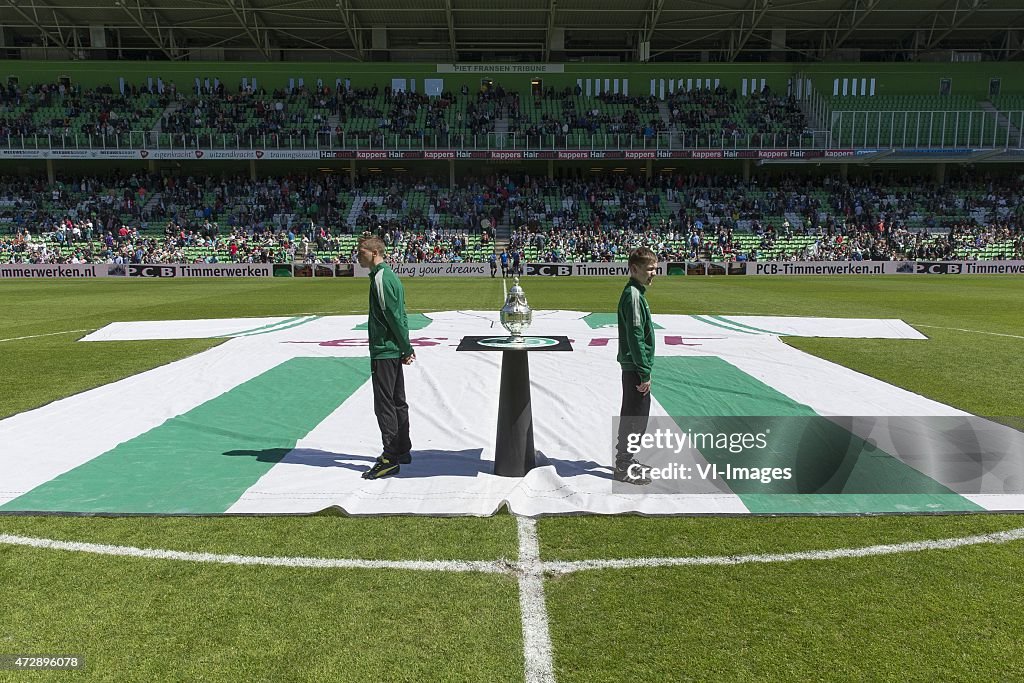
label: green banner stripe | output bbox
[231,315,321,337]
[221,315,307,337]
[353,313,433,331]
[689,315,759,335]
[1,357,370,514]
[652,356,982,513]
[711,315,783,336]
[583,313,664,330]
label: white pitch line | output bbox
[0,534,510,573]
[913,324,1024,340]
[516,517,556,683]
[4,526,1024,576]
[0,329,94,343]
[543,527,1024,575]
[6,523,1024,683]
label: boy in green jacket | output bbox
[614,247,658,485]
[357,236,416,480]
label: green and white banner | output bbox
[1,311,1020,516]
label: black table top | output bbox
[456,335,574,352]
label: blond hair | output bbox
[358,235,387,256]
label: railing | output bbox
[828,110,1024,149]
[1,114,1021,151]
[0,129,825,151]
[786,78,1023,151]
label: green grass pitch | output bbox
[1,275,1022,681]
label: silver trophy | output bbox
[500,276,533,343]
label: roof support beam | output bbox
[643,0,665,45]
[271,28,360,61]
[335,0,363,61]
[3,0,75,57]
[827,0,881,52]
[650,29,728,60]
[444,0,457,62]
[728,0,771,62]
[925,0,984,50]
[543,0,557,61]
[70,24,82,54]
[225,0,271,59]
[114,0,184,61]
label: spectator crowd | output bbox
[3,77,809,148]
[2,171,1022,265]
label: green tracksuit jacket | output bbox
[367,262,414,360]
[616,278,655,382]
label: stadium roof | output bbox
[0,0,1022,63]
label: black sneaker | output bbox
[398,452,412,465]
[613,459,652,485]
[362,456,400,480]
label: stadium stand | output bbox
[0,78,955,151]
[3,173,1021,266]
[508,85,665,147]
[669,85,809,148]
[4,74,1024,152]
[1,64,1022,267]
[0,81,167,148]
